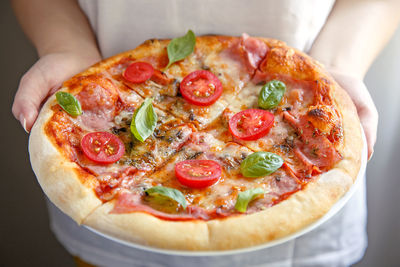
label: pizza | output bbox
[29,31,363,251]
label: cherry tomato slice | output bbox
[81,132,125,164]
[123,62,154,83]
[180,70,223,106]
[228,109,274,140]
[175,160,222,188]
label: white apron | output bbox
[48,1,367,266]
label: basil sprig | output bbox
[258,80,286,110]
[235,188,265,213]
[55,91,82,116]
[165,30,196,70]
[130,98,158,142]
[241,152,283,178]
[145,186,187,210]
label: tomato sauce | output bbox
[44,35,345,221]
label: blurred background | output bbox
[1,1,399,266]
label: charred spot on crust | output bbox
[307,108,325,118]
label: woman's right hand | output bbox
[12,51,101,132]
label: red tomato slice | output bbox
[180,70,223,106]
[123,62,154,83]
[228,109,274,140]
[81,132,125,164]
[175,160,222,188]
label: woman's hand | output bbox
[328,69,378,160]
[308,0,400,161]
[12,51,101,132]
[11,0,101,132]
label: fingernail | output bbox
[19,115,29,133]
[368,150,374,161]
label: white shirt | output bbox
[78,0,334,57]
[48,1,368,266]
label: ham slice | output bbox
[241,33,268,71]
[226,33,268,74]
[283,111,342,172]
[112,193,210,221]
[76,76,119,131]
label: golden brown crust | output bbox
[30,35,363,251]
[330,80,363,180]
[83,168,354,251]
[29,95,102,223]
[83,201,211,250]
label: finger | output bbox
[12,64,52,132]
[358,106,378,160]
[351,85,378,160]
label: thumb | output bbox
[12,63,56,132]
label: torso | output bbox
[78,0,335,57]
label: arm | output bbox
[309,0,400,159]
[11,0,101,132]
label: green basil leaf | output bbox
[165,30,196,69]
[235,188,265,213]
[130,98,158,142]
[241,152,283,178]
[258,80,286,110]
[145,186,187,210]
[55,91,82,116]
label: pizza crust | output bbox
[329,77,363,180]
[29,35,363,251]
[82,168,354,251]
[29,95,102,223]
[84,201,211,250]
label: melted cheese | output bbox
[143,133,299,214]
[47,37,341,220]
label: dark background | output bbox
[1,1,75,266]
[1,1,400,266]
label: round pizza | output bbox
[29,31,363,251]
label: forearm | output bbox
[309,0,400,78]
[11,0,100,59]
